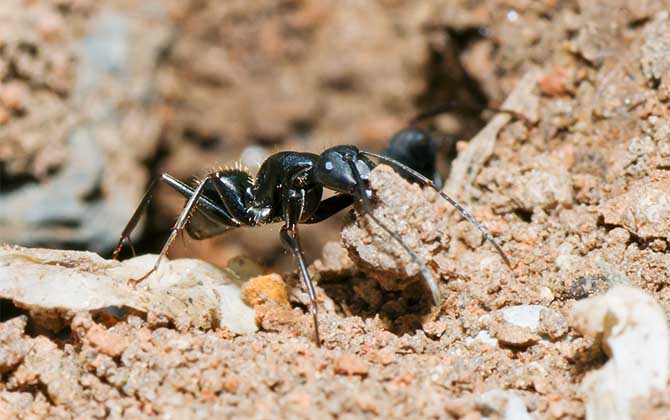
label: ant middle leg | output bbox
[280,187,322,345]
[280,224,321,346]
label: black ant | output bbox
[112,107,512,346]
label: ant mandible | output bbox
[112,107,512,346]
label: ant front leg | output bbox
[279,188,322,346]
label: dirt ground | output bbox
[2,0,670,418]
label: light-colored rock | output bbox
[538,308,568,340]
[499,304,545,330]
[0,245,258,334]
[475,390,533,420]
[641,12,670,97]
[465,330,498,346]
[571,286,669,420]
[512,169,573,211]
[600,174,670,240]
[492,322,540,347]
[468,305,550,347]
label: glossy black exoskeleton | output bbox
[112,125,511,346]
[383,128,442,188]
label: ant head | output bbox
[315,145,374,194]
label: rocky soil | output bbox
[2,0,670,419]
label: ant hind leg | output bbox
[112,177,162,260]
[123,174,222,286]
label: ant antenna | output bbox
[361,151,511,268]
[346,160,441,305]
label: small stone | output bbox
[641,13,670,98]
[86,325,130,357]
[423,319,447,338]
[492,323,540,348]
[539,308,568,340]
[73,314,130,358]
[568,275,608,300]
[312,241,355,274]
[223,375,240,394]
[0,82,27,111]
[539,66,572,97]
[0,106,10,124]
[499,305,545,330]
[340,165,447,288]
[607,227,630,245]
[490,309,542,347]
[513,169,573,211]
[475,390,533,420]
[533,375,553,394]
[599,175,670,240]
[0,316,30,373]
[334,353,369,377]
[240,273,290,308]
[370,348,395,366]
[649,239,667,252]
[254,303,305,338]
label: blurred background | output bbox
[0,0,555,271]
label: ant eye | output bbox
[324,161,334,171]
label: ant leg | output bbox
[112,176,164,260]
[279,224,321,346]
[129,173,220,285]
[114,173,243,260]
[302,194,354,224]
[113,173,214,260]
[279,186,322,345]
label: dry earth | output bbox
[2,0,670,419]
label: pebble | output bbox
[241,273,290,308]
[492,322,540,348]
[600,176,670,240]
[538,308,568,340]
[499,305,545,330]
[334,354,369,377]
[513,169,572,211]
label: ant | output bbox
[112,106,512,346]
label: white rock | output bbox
[0,245,258,333]
[467,305,548,346]
[476,390,533,420]
[571,286,669,420]
[499,304,546,330]
[465,330,498,346]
